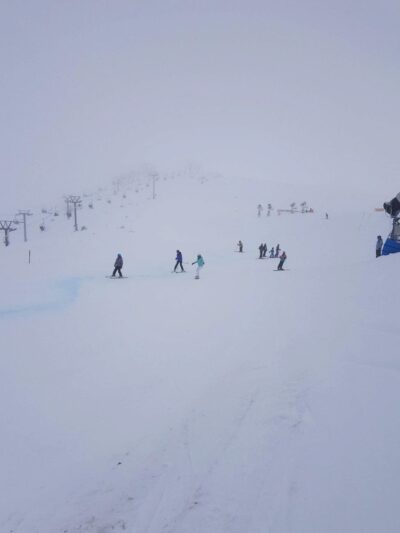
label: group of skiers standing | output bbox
[257,242,280,259]
[112,241,288,279]
[237,241,287,270]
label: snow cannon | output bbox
[382,192,400,255]
[383,193,400,218]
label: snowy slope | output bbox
[0,174,398,533]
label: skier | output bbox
[257,204,263,217]
[237,240,243,253]
[325,212,329,220]
[275,244,280,257]
[269,247,275,258]
[376,235,383,258]
[258,243,264,259]
[192,254,205,279]
[262,243,268,258]
[174,249,185,272]
[277,251,287,270]
[112,253,123,277]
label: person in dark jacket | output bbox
[259,243,264,259]
[376,236,383,257]
[275,244,280,257]
[277,251,287,270]
[174,250,185,272]
[112,254,123,277]
[262,243,268,258]
[269,247,275,258]
[237,240,243,253]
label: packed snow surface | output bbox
[0,174,398,533]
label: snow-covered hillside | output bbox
[0,174,398,533]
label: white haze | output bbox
[1,0,399,211]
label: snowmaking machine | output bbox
[382,192,400,255]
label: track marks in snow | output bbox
[127,369,315,533]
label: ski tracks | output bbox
[140,370,315,533]
[60,365,316,533]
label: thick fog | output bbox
[1,0,399,211]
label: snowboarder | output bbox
[258,243,264,259]
[192,254,205,279]
[257,204,263,217]
[275,244,280,257]
[376,235,383,258]
[262,243,268,258]
[174,249,185,272]
[269,247,275,258]
[237,240,243,253]
[112,254,123,277]
[277,251,287,270]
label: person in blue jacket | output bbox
[112,254,123,277]
[192,254,205,279]
[174,250,185,272]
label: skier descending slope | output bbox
[173,249,185,272]
[277,251,287,271]
[192,254,205,279]
[112,254,123,277]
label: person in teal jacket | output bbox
[192,254,205,279]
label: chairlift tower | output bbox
[67,195,82,231]
[152,173,158,200]
[64,196,72,218]
[0,220,17,246]
[16,210,32,242]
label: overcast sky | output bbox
[1,0,399,210]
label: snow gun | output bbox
[382,192,400,255]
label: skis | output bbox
[105,275,128,279]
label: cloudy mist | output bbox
[1,0,399,211]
